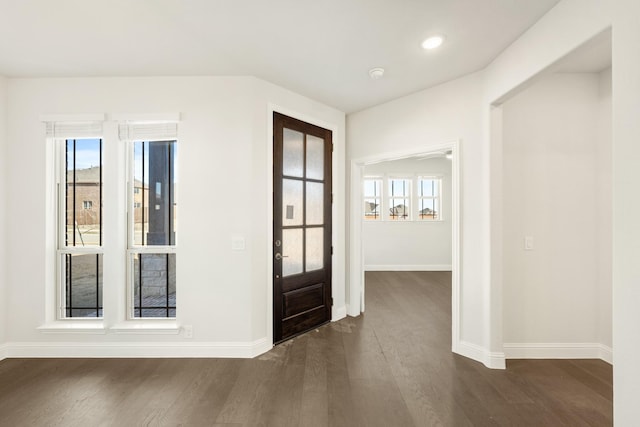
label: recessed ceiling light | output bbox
[422,35,444,50]
[369,67,385,80]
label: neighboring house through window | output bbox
[363,177,382,220]
[47,116,179,323]
[388,178,411,220]
[418,177,441,221]
[362,175,443,222]
[59,137,103,318]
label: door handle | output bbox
[275,253,289,261]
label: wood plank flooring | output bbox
[0,271,612,426]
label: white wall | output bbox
[501,72,611,356]
[612,0,640,422]
[4,76,345,355]
[362,157,452,270]
[347,71,487,354]
[0,75,7,355]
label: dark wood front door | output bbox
[273,112,332,344]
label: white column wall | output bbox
[596,68,612,350]
[0,75,7,355]
[612,0,640,422]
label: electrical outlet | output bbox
[184,325,193,339]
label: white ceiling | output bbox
[0,0,561,113]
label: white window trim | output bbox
[361,173,444,223]
[122,121,179,321]
[55,134,105,321]
[386,175,412,221]
[41,115,107,329]
[416,175,444,222]
[363,176,383,221]
[41,114,182,333]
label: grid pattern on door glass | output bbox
[281,129,325,277]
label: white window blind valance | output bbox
[118,122,178,142]
[45,121,104,139]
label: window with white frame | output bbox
[123,122,178,318]
[417,177,441,221]
[362,175,443,222]
[48,117,180,323]
[388,178,411,220]
[363,177,382,220]
[56,134,104,318]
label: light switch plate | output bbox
[232,236,245,251]
[524,236,534,250]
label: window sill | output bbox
[110,321,180,335]
[38,321,106,334]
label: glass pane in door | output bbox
[282,228,303,276]
[283,128,304,178]
[306,182,323,225]
[282,179,303,226]
[306,134,324,180]
[306,227,324,272]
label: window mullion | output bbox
[68,254,73,317]
[142,141,146,246]
[73,139,76,247]
[96,253,99,317]
[99,139,103,247]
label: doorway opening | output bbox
[495,28,613,363]
[349,142,461,353]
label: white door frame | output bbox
[349,140,461,353]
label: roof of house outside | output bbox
[67,167,145,187]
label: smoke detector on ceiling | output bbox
[369,68,385,80]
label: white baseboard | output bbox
[364,264,452,272]
[3,338,272,359]
[251,338,273,358]
[332,305,347,321]
[457,340,506,369]
[599,344,613,364]
[504,342,613,364]
[346,303,361,317]
[0,344,8,361]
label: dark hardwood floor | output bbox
[0,271,612,426]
